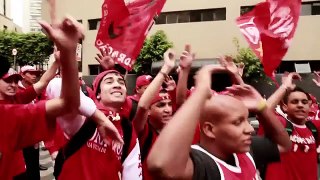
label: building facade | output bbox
[0,0,22,32]
[42,0,320,76]
[22,0,42,32]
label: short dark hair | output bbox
[283,87,311,104]
[0,55,10,79]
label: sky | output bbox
[11,0,24,27]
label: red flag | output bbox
[95,0,166,70]
[236,0,301,77]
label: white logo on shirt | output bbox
[87,130,123,159]
[290,135,315,144]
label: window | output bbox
[77,19,83,24]
[78,61,82,72]
[166,13,178,24]
[88,19,101,30]
[190,11,202,22]
[89,65,102,75]
[213,8,226,21]
[178,12,190,23]
[301,4,312,16]
[155,14,166,24]
[3,25,7,30]
[3,0,6,16]
[240,6,255,15]
[155,8,226,25]
[301,1,320,16]
[312,2,320,15]
[202,10,214,21]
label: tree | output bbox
[133,30,173,75]
[0,30,53,67]
[232,38,268,83]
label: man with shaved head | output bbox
[147,65,291,180]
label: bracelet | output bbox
[257,99,267,112]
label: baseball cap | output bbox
[20,65,42,75]
[1,68,22,82]
[136,75,153,89]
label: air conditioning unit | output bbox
[294,62,311,73]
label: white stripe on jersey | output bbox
[122,138,142,180]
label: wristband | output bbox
[257,99,267,112]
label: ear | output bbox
[282,103,288,113]
[202,121,216,139]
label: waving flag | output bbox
[236,0,301,77]
[95,0,166,71]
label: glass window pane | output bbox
[178,12,190,23]
[202,10,213,21]
[166,13,178,24]
[214,8,226,21]
[190,11,201,22]
[312,3,320,15]
[155,14,167,24]
[301,4,312,16]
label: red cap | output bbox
[92,70,124,99]
[136,75,152,89]
[1,68,22,81]
[150,88,171,105]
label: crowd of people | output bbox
[0,14,320,180]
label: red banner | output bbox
[236,0,301,77]
[95,0,166,71]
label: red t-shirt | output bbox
[265,116,320,180]
[0,86,39,177]
[58,98,142,180]
[0,102,55,180]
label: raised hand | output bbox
[219,56,239,75]
[164,76,176,91]
[161,48,176,74]
[281,72,301,90]
[313,71,320,87]
[39,16,84,51]
[95,48,115,70]
[226,84,263,112]
[179,44,195,70]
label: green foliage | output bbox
[232,38,267,83]
[0,30,53,67]
[134,30,173,75]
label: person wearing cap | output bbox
[18,66,51,179]
[129,74,153,102]
[20,65,42,87]
[54,69,142,179]
[0,15,83,180]
[132,49,175,180]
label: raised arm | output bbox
[219,56,244,85]
[133,49,176,135]
[147,65,223,179]
[39,16,83,118]
[176,44,195,108]
[227,84,292,152]
[267,72,301,109]
[33,60,59,94]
